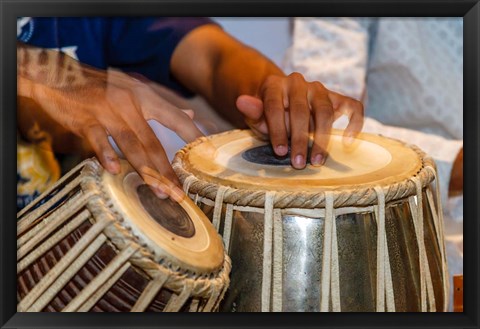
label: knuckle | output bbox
[311,81,326,91]
[344,98,364,114]
[116,128,137,144]
[264,75,280,86]
[288,72,306,82]
[111,87,134,102]
[263,98,283,114]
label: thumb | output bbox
[236,95,264,121]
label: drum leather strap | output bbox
[164,280,194,312]
[374,186,395,312]
[272,208,283,312]
[320,192,341,312]
[175,131,449,312]
[203,282,222,312]
[213,187,228,231]
[77,262,131,312]
[17,160,85,223]
[17,158,232,313]
[409,177,436,312]
[261,191,275,312]
[63,243,139,312]
[17,209,91,273]
[183,177,446,312]
[19,221,111,312]
[131,275,169,312]
[222,204,235,254]
[18,190,96,260]
[426,167,449,311]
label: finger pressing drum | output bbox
[287,80,310,169]
[309,88,334,166]
[105,87,183,188]
[140,166,185,203]
[107,123,170,199]
[261,81,288,156]
[81,121,120,174]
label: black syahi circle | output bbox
[137,184,195,238]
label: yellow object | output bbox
[17,136,60,211]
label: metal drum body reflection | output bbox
[198,194,443,312]
[173,129,449,312]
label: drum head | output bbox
[101,161,224,274]
[181,129,423,192]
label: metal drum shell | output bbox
[194,194,444,312]
[173,129,449,312]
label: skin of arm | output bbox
[17,41,202,200]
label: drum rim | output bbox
[173,129,437,209]
[80,159,231,297]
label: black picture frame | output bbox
[1,1,478,328]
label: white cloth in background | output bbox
[287,17,463,141]
[333,116,463,206]
[287,17,463,311]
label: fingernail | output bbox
[107,159,120,174]
[275,145,288,156]
[344,135,355,146]
[153,187,169,199]
[294,154,305,168]
[311,154,323,166]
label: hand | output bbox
[17,44,203,200]
[236,72,364,169]
[449,148,463,196]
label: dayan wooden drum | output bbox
[173,129,449,312]
[17,158,230,312]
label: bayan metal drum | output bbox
[173,129,448,312]
[17,158,230,312]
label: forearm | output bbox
[171,25,284,127]
[211,45,284,126]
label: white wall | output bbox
[212,17,292,67]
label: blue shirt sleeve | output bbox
[106,17,216,97]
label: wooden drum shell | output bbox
[17,159,230,312]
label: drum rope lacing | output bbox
[425,166,449,312]
[373,186,395,312]
[173,129,438,209]
[17,159,231,312]
[174,132,449,312]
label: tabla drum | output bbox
[17,158,230,312]
[173,129,449,312]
